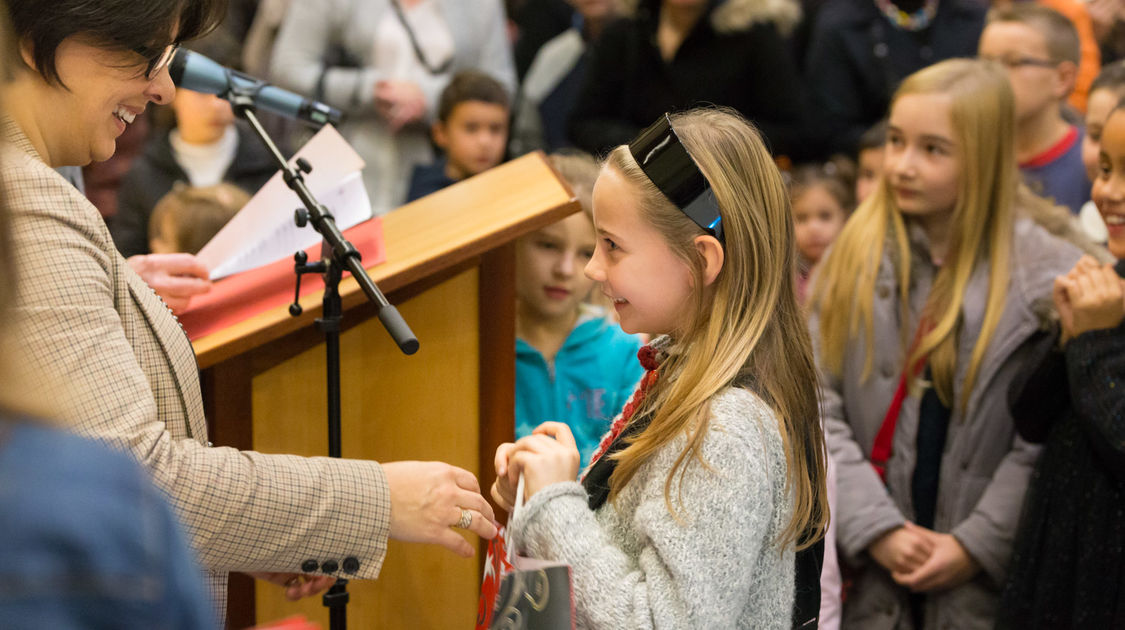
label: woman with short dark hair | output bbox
[2,0,497,618]
[0,3,216,627]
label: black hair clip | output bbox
[628,113,723,242]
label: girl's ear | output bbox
[694,235,724,286]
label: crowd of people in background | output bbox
[3,0,1125,627]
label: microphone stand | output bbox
[227,89,419,630]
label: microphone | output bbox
[169,50,343,128]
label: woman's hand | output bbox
[492,422,581,511]
[890,522,980,592]
[1054,256,1125,342]
[126,253,211,314]
[374,79,427,132]
[868,524,934,575]
[382,461,498,558]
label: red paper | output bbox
[179,217,385,341]
[476,526,515,630]
[251,614,321,629]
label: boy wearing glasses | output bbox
[980,4,1088,215]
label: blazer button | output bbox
[321,560,339,573]
[301,559,318,573]
[877,285,891,299]
[342,557,360,573]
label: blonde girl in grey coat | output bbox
[810,59,1087,630]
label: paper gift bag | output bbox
[476,475,576,630]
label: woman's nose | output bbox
[146,65,177,106]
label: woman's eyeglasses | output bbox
[132,43,180,80]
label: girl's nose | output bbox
[1107,175,1125,201]
[585,253,605,282]
[556,252,577,276]
[891,154,915,180]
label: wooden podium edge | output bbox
[192,152,580,369]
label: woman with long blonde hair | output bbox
[492,107,828,628]
[810,58,1089,629]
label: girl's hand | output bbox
[890,522,980,592]
[491,441,519,512]
[1055,257,1125,341]
[868,524,935,574]
[492,422,580,510]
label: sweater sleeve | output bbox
[1066,322,1125,481]
[1007,328,1069,444]
[510,394,791,629]
[269,0,380,113]
[415,0,516,122]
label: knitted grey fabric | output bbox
[511,387,795,628]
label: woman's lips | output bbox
[544,286,571,300]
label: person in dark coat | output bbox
[110,90,276,258]
[566,0,805,158]
[803,0,986,158]
[997,103,1125,630]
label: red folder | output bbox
[179,217,385,341]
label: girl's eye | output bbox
[580,248,595,260]
[537,240,560,251]
[603,238,618,251]
[887,135,904,148]
[925,143,945,156]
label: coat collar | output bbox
[2,116,45,164]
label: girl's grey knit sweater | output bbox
[511,387,796,628]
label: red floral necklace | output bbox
[584,344,662,473]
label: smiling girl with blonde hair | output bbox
[493,107,827,628]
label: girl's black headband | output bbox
[628,113,724,242]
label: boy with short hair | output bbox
[406,71,510,202]
[980,4,1089,214]
[148,183,250,255]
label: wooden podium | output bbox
[193,153,578,629]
